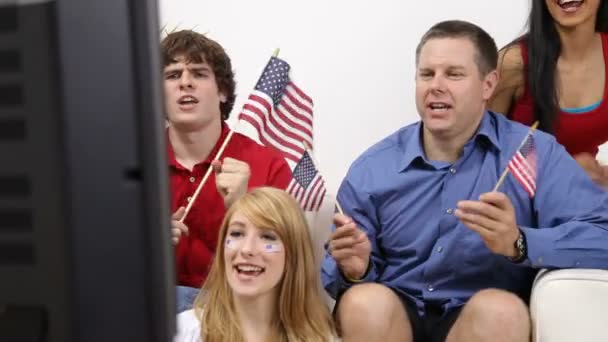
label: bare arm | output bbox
[488,45,525,116]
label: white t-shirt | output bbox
[173,310,202,342]
[173,309,340,342]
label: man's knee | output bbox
[464,288,530,330]
[336,283,414,341]
[337,283,408,328]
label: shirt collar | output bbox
[167,122,231,169]
[399,122,426,171]
[166,131,179,168]
[476,111,501,152]
[399,111,501,172]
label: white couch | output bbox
[531,269,608,342]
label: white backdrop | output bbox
[159,1,534,194]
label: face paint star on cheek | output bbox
[225,238,241,250]
[263,243,283,253]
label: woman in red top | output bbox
[490,0,608,186]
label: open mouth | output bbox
[177,95,199,105]
[557,0,584,11]
[427,102,452,113]
[234,264,265,278]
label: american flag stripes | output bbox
[507,134,537,197]
[287,151,327,211]
[238,57,313,163]
[238,56,326,211]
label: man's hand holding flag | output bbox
[455,122,539,259]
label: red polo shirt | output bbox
[169,124,292,287]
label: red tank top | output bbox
[509,32,608,156]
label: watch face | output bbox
[516,233,526,255]
[517,235,523,249]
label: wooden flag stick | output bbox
[180,127,237,223]
[492,121,539,192]
[301,141,344,215]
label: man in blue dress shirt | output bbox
[321,20,608,342]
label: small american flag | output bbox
[287,151,327,211]
[238,56,313,162]
[507,134,537,197]
[238,56,326,211]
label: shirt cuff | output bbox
[520,226,551,268]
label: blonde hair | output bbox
[194,187,335,342]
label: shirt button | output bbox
[437,246,443,253]
[189,176,196,183]
[187,196,192,202]
[446,208,453,214]
[427,284,434,292]
[449,167,456,174]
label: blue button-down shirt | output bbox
[321,111,608,316]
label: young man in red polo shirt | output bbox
[161,30,292,312]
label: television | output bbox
[0,0,175,341]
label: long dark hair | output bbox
[505,0,608,133]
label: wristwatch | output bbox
[508,229,527,263]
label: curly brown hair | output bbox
[161,30,236,120]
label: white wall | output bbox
[159,0,531,194]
